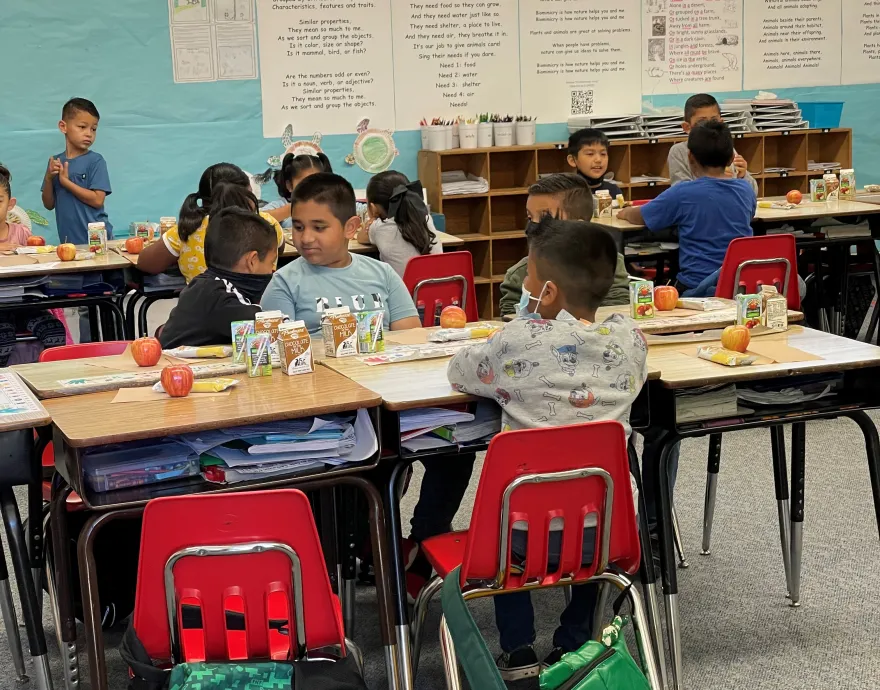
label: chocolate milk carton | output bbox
[322,307,358,358]
[255,310,289,366]
[277,320,313,375]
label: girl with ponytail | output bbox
[138,162,284,282]
[260,153,332,228]
[357,170,441,277]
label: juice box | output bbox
[245,333,272,377]
[356,310,385,354]
[159,217,176,234]
[810,178,826,202]
[277,320,313,376]
[87,223,107,255]
[824,173,839,200]
[322,307,358,357]
[629,280,654,319]
[231,320,255,364]
[736,293,762,328]
[761,285,788,331]
[255,310,289,366]
[840,169,855,200]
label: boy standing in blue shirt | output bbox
[617,120,756,292]
[41,98,113,244]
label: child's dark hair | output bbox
[684,93,720,122]
[528,173,593,221]
[179,163,250,241]
[687,120,734,170]
[366,171,435,255]
[205,207,277,271]
[0,165,11,196]
[62,98,100,121]
[567,128,610,158]
[208,182,259,216]
[260,153,333,201]
[291,173,356,227]
[526,217,617,311]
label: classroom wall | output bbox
[2,1,878,244]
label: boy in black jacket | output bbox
[159,207,277,349]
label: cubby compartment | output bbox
[537,147,571,176]
[763,174,807,198]
[806,130,852,171]
[441,197,489,240]
[489,194,528,235]
[629,183,669,203]
[629,141,674,182]
[489,150,537,191]
[762,133,807,174]
[491,237,528,281]
[490,284,503,319]
[733,134,764,176]
[467,240,491,282]
[479,283,495,319]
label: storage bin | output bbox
[799,101,843,129]
[83,439,199,493]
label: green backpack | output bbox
[168,662,292,689]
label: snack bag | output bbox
[824,173,839,201]
[760,285,788,331]
[245,333,272,377]
[322,307,358,357]
[231,320,255,364]
[736,293,762,328]
[839,169,855,200]
[163,345,233,359]
[697,345,756,367]
[277,320,313,375]
[356,310,385,354]
[810,178,826,202]
[88,223,107,255]
[629,280,654,319]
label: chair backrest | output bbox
[402,251,479,325]
[39,340,130,362]
[133,490,344,665]
[460,422,640,589]
[715,234,800,310]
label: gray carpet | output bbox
[1,412,879,689]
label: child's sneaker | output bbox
[496,645,539,681]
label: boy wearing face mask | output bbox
[447,217,648,680]
[159,207,277,348]
[498,173,629,317]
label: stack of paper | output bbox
[723,99,808,132]
[441,171,489,196]
[568,115,645,140]
[675,384,739,423]
[631,175,670,184]
[400,405,501,452]
[808,161,841,171]
[641,113,685,139]
[720,109,753,134]
[400,407,475,433]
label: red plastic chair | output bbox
[132,490,350,668]
[402,252,479,326]
[715,234,800,310]
[409,423,661,688]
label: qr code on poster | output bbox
[571,89,594,115]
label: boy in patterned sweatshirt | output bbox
[448,216,648,680]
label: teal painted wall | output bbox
[1,2,878,243]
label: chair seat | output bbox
[421,531,468,578]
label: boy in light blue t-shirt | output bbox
[41,98,113,244]
[260,172,420,333]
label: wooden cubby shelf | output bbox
[419,128,852,319]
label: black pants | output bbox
[409,452,476,544]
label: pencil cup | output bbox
[451,126,460,149]
[426,126,449,151]
[445,125,453,149]
[516,121,536,145]
[493,122,515,147]
[420,125,430,150]
[477,122,494,147]
[459,123,478,149]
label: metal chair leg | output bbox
[591,582,612,639]
[0,532,27,681]
[410,574,444,678]
[788,423,806,607]
[563,584,572,605]
[701,433,723,556]
[438,615,465,690]
[670,501,688,569]
[770,426,792,598]
[44,514,79,689]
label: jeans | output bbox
[494,528,598,653]
[0,312,67,366]
[640,428,680,532]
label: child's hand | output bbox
[45,157,62,179]
[733,153,748,178]
[58,161,70,186]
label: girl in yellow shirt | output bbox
[138,162,284,282]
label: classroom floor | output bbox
[0,414,878,688]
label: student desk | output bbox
[643,326,880,690]
[0,372,53,689]
[36,367,410,690]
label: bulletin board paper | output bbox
[257,0,396,137]
[642,0,744,95]
[743,0,842,90]
[841,0,880,85]
[519,0,643,119]
[391,0,521,124]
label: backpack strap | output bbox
[119,623,170,690]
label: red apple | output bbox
[125,237,144,254]
[786,189,803,205]
[439,305,467,329]
[27,236,46,246]
[56,243,77,261]
[654,285,679,311]
[161,364,194,398]
[721,325,751,353]
[130,337,162,367]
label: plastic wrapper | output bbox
[153,378,239,394]
[428,324,498,342]
[697,346,756,367]
[163,345,233,359]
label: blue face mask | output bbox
[517,282,548,317]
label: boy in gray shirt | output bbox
[448,218,648,680]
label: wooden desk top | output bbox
[44,366,381,447]
[754,198,880,222]
[596,301,803,335]
[649,326,880,389]
[593,212,645,232]
[0,249,132,278]
[0,372,51,432]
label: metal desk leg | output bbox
[656,433,684,690]
[788,423,806,607]
[1,487,53,690]
[844,411,880,537]
[700,434,722,556]
[0,529,27,680]
[49,478,79,689]
[770,426,792,598]
[385,461,414,690]
[339,486,358,636]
